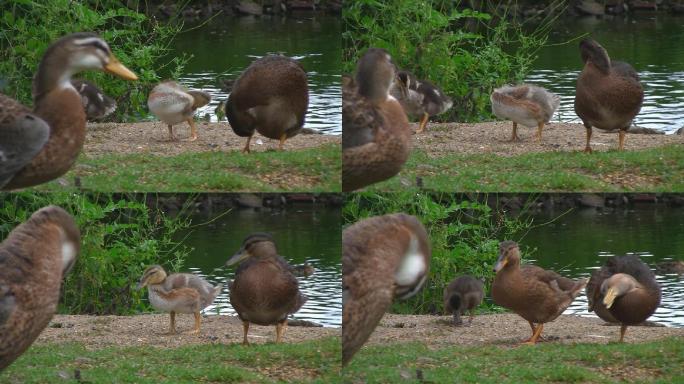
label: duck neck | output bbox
[33,48,75,104]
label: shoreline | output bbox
[83,122,340,157]
[365,313,684,348]
[37,314,340,349]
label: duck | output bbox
[389,70,453,133]
[491,241,587,344]
[291,263,315,277]
[0,32,137,190]
[225,233,307,345]
[136,265,221,334]
[586,255,661,342]
[342,213,431,366]
[342,48,411,192]
[223,55,309,152]
[0,206,80,371]
[655,260,684,275]
[490,84,560,142]
[443,275,484,326]
[574,38,644,153]
[147,81,211,142]
[71,79,117,121]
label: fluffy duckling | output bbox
[71,79,117,121]
[443,275,484,326]
[226,233,307,345]
[587,255,661,342]
[0,206,80,371]
[291,263,315,278]
[575,39,644,152]
[491,84,560,142]
[342,213,431,366]
[224,56,309,152]
[147,81,211,142]
[0,33,137,190]
[342,49,411,192]
[137,265,222,334]
[390,70,453,133]
[492,241,587,344]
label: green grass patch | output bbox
[370,144,684,192]
[4,337,341,383]
[344,338,684,383]
[33,144,341,192]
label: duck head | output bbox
[226,233,277,266]
[494,240,521,272]
[137,265,168,289]
[355,48,397,102]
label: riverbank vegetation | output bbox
[342,0,565,121]
[343,192,537,314]
[0,192,194,315]
[0,0,186,121]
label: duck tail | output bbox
[188,90,211,109]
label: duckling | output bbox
[586,255,661,342]
[492,241,587,344]
[71,79,117,121]
[225,233,307,345]
[147,81,211,142]
[575,39,644,152]
[223,56,309,152]
[342,213,431,366]
[0,206,80,371]
[491,85,560,142]
[136,265,222,334]
[655,260,684,275]
[390,70,453,133]
[0,33,137,190]
[443,275,484,326]
[342,49,411,192]
[291,263,315,277]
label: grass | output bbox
[31,144,341,192]
[4,337,341,383]
[369,144,684,192]
[343,338,684,383]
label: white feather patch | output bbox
[394,235,426,287]
[61,241,76,270]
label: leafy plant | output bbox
[342,0,565,122]
[0,192,194,315]
[343,192,536,314]
[0,0,188,121]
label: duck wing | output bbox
[0,94,50,189]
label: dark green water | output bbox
[519,204,684,327]
[172,204,341,327]
[162,14,341,134]
[527,13,684,133]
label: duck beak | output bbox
[603,287,618,309]
[226,248,249,267]
[493,257,508,273]
[136,278,147,290]
[105,55,138,81]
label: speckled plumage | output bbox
[342,214,431,366]
[71,79,117,120]
[0,206,80,371]
[491,84,559,142]
[389,70,453,133]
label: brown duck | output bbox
[574,38,644,153]
[225,233,306,345]
[443,275,484,326]
[342,213,431,366]
[389,70,453,134]
[0,206,80,371]
[0,33,137,190]
[342,48,411,192]
[224,56,309,152]
[586,255,661,342]
[491,241,586,344]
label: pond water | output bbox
[526,13,684,134]
[160,14,341,134]
[516,204,684,327]
[170,204,341,327]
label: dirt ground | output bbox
[367,313,684,348]
[84,122,340,157]
[413,122,684,158]
[37,314,340,349]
